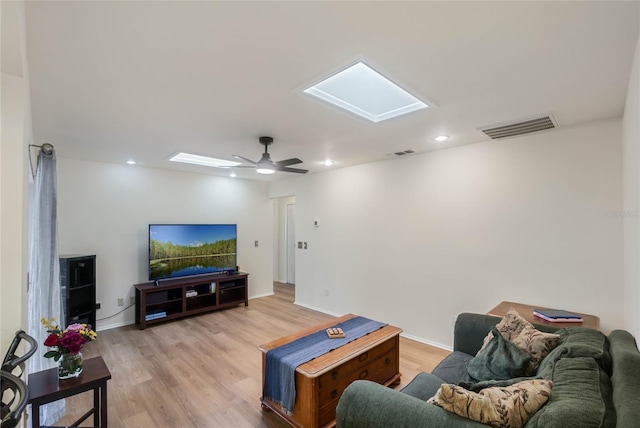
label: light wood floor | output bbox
[53,283,450,427]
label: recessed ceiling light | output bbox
[434,135,449,142]
[322,160,336,166]
[126,160,137,165]
[169,153,241,168]
[229,172,237,178]
[304,61,428,123]
[256,168,275,175]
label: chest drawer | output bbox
[318,336,397,388]
[317,348,399,426]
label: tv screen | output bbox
[149,224,237,281]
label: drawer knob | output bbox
[385,357,391,365]
[331,389,338,399]
[359,369,368,379]
[331,370,338,380]
[358,352,368,362]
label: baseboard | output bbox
[250,292,275,299]
[400,332,452,352]
[292,302,453,351]
[292,301,343,318]
[97,320,133,331]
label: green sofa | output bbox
[336,313,640,428]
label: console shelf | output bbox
[134,272,249,329]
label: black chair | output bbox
[2,330,37,377]
[1,370,29,428]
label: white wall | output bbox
[1,0,30,352]
[270,119,624,349]
[623,32,640,339]
[56,158,274,330]
[0,72,29,350]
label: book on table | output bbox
[533,308,583,323]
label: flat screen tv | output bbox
[149,224,237,281]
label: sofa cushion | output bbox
[427,379,552,428]
[466,327,532,381]
[431,351,473,385]
[526,357,615,428]
[400,372,447,401]
[536,327,612,379]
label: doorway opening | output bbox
[273,196,296,298]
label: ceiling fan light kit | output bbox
[233,136,309,175]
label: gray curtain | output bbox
[28,147,65,424]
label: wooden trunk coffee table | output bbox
[258,314,402,428]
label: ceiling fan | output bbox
[233,136,308,174]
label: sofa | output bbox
[336,312,640,428]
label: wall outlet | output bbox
[117,298,124,306]
[129,296,135,305]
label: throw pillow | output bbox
[428,379,553,428]
[511,325,561,375]
[479,308,561,376]
[478,308,533,354]
[467,327,532,381]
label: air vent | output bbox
[480,114,558,140]
[392,149,416,157]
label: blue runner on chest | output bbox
[263,316,387,414]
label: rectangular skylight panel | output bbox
[169,153,241,168]
[304,62,428,122]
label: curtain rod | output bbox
[28,143,55,179]
[28,143,54,155]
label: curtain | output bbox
[28,147,65,424]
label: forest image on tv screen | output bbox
[149,224,237,280]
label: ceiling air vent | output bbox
[479,114,558,140]
[392,149,416,157]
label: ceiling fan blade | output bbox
[274,158,303,167]
[219,165,256,169]
[278,166,308,174]
[232,155,259,166]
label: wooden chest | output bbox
[259,314,402,428]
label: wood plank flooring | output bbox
[52,282,450,427]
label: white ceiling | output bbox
[18,1,640,180]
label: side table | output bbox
[28,356,111,428]
[488,301,600,330]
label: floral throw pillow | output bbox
[479,308,533,353]
[479,309,561,375]
[427,379,553,428]
[511,325,561,374]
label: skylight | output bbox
[303,62,428,123]
[169,153,241,168]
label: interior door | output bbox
[286,203,296,284]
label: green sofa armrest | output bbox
[609,329,640,428]
[336,380,486,428]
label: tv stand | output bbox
[134,272,249,329]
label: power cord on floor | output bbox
[96,303,135,321]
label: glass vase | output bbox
[58,352,83,379]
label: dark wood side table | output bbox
[28,356,111,428]
[488,301,600,330]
